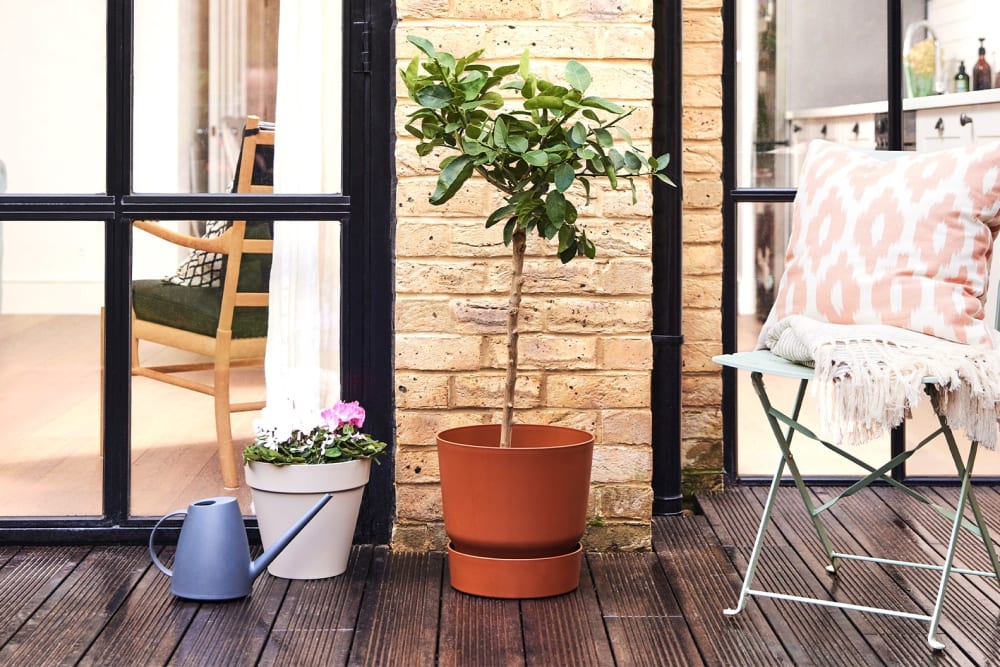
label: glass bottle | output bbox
[974,38,992,90]
[955,61,970,93]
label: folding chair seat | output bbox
[716,139,1000,651]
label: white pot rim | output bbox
[244,459,371,494]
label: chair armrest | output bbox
[133,220,229,254]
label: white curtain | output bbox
[266,0,342,413]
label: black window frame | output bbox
[0,0,395,544]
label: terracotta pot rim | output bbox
[437,423,594,450]
[448,542,582,563]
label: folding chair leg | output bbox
[926,442,978,651]
[725,452,786,616]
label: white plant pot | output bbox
[244,459,370,579]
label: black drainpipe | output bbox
[651,0,684,515]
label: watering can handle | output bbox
[148,510,187,577]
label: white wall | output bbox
[0,1,188,314]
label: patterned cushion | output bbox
[759,140,1000,348]
[165,221,228,287]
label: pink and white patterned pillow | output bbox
[759,140,1000,348]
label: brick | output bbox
[601,408,652,445]
[682,43,722,76]
[448,0,543,20]
[682,145,724,174]
[484,334,597,370]
[396,445,442,483]
[684,308,721,342]
[683,212,722,243]
[683,177,724,210]
[683,107,723,141]
[547,373,650,409]
[546,0,653,21]
[581,220,653,257]
[583,523,652,551]
[453,298,543,334]
[395,297,454,332]
[599,336,652,371]
[395,373,451,409]
[395,260,496,294]
[546,297,652,333]
[452,373,542,408]
[683,243,724,276]
[396,334,483,371]
[396,0,451,19]
[590,484,654,519]
[683,12,723,43]
[681,373,722,407]
[591,444,652,483]
[395,410,492,446]
[596,26,655,59]
[395,483,443,522]
[595,259,653,295]
[505,409,599,433]
[682,341,724,373]
[522,258,596,293]
[682,405,722,439]
[395,221,454,257]
[682,437,724,470]
[682,277,722,309]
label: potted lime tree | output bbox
[401,37,673,598]
[243,400,387,579]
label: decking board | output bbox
[0,488,996,665]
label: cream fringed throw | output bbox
[761,316,1000,450]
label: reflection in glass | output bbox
[133,0,344,194]
[0,1,106,194]
[734,201,893,477]
[0,221,104,516]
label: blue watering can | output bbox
[149,494,332,600]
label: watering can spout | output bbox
[249,492,334,579]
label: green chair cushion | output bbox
[133,221,272,339]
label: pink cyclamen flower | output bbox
[321,400,366,430]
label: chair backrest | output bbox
[217,116,275,335]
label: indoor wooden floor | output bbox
[2,486,1000,665]
[0,314,257,517]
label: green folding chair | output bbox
[714,349,1000,651]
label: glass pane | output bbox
[0,1,106,194]
[130,218,342,517]
[0,221,104,516]
[133,0,344,194]
[734,201,892,476]
[736,1,902,187]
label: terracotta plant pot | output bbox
[436,423,594,598]
[245,459,370,579]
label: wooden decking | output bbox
[2,485,1000,665]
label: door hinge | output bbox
[352,20,371,74]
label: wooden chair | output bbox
[131,116,274,488]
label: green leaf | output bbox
[523,95,564,110]
[623,150,642,172]
[554,163,575,192]
[415,84,452,109]
[595,128,614,148]
[545,190,567,226]
[507,135,530,153]
[522,76,536,98]
[429,155,475,205]
[569,122,587,146]
[565,60,592,92]
[493,116,508,149]
[407,35,437,58]
[403,123,423,139]
[651,153,671,171]
[494,63,520,77]
[486,204,518,228]
[519,49,531,79]
[608,148,625,170]
[581,96,626,114]
[523,150,549,166]
[655,172,677,186]
[503,217,517,246]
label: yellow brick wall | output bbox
[392,0,724,551]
